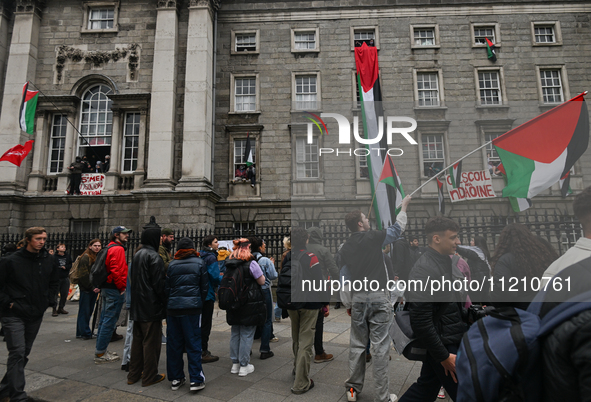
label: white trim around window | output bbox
[230,73,260,114]
[531,21,562,46]
[535,65,570,105]
[413,69,445,108]
[410,24,440,49]
[350,26,380,50]
[231,30,260,55]
[292,72,321,111]
[474,67,507,106]
[291,28,320,53]
[81,1,119,34]
[470,23,501,47]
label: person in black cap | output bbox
[67,157,85,195]
[127,217,167,387]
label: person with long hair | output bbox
[225,239,266,377]
[275,236,291,321]
[489,224,558,309]
[76,239,102,340]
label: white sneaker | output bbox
[231,363,240,374]
[238,364,254,377]
[437,387,446,398]
[389,394,398,402]
[347,388,357,402]
[94,351,120,364]
[171,378,185,391]
[190,382,205,391]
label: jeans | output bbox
[230,325,256,367]
[346,291,393,402]
[288,308,318,393]
[399,345,459,402]
[76,290,98,338]
[167,314,205,384]
[95,288,125,355]
[128,321,163,386]
[274,303,282,320]
[201,300,214,353]
[260,288,274,353]
[122,319,134,365]
[55,278,70,310]
[0,316,43,402]
[314,309,325,355]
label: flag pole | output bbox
[367,190,377,220]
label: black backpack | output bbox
[218,259,249,310]
[276,250,307,310]
[89,243,122,289]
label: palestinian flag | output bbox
[485,38,496,62]
[448,161,463,189]
[244,132,254,167]
[378,154,405,214]
[19,82,39,135]
[559,171,572,198]
[497,163,532,211]
[355,42,397,228]
[493,92,589,212]
[0,140,34,167]
[436,176,445,214]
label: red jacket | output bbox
[105,241,128,292]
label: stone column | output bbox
[0,4,12,112]
[0,0,42,193]
[143,0,179,191]
[104,109,122,193]
[134,108,148,189]
[176,0,218,191]
[26,111,47,194]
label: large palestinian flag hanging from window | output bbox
[355,42,398,229]
[493,92,589,211]
[19,82,39,135]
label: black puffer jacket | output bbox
[129,230,167,322]
[406,247,468,363]
[166,254,208,311]
[225,258,266,327]
[0,248,60,321]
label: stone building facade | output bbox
[0,0,589,234]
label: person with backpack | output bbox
[199,235,222,364]
[74,239,102,340]
[165,237,209,392]
[220,238,266,377]
[94,226,132,365]
[248,237,277,360]
[398,216,467,402]
[341,195,411,402]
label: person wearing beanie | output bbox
[165,237,208,392]
[159,228,174,271]
[127,217,167,387]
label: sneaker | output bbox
[94,351,120,364]
[314,352,334,363]
[231,363,240,374]
[366,353,372,363]
[202,351,219,363]
[270,337,279,343]
[437,387,446,399]
[238,364,255,377]
[347,387,357,402]
[260,351,274,359]
[274,317,281,322]
[121,363,129,372]
[171,378,186,391]
[389,394,398,402]
[190,382,205,391]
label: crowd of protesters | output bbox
[0,186,590,402]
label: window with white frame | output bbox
[485,133,502,159]
[88,8,114,29]
[296,137,319,179]
[122,112,140,173]
[422,134,444,177]
[534,25,555,43]
[234,77,257,112]
[473,26,495,45]
[354,29,375,46]
[414,27,435,46]
[417,72,440,107]
[294,31,316,50]
[540,70,563,103]
[478,71,502,105]
[358,149,369,178]
[233,222,255,237]
[233,138,256,178]
[79,85,113,149]
[295,75,318,110]
[48,114,67,174]
[235,33,257,52]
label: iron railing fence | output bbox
[0,212,582,263]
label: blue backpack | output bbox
[457,284,591,402]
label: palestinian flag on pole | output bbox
[448,161,463,189]
[436,176,445,215]
[355,42,397,228]
[19,82,39,135]
[378,154,405,214]
[497,163,532,211]
[559,171,573,198]
[493,92,589,212]
[244,132,254,167]
[485,38,496,62]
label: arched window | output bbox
[78,85,113,163]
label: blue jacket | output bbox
[253,252,277,290]
[165,254,208,311]
[199,249,221,302]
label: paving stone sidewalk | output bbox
[0,301,451,402]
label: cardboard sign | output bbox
[446,170,496,202]
[80,173,105,195]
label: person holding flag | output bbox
[244,133,256,187]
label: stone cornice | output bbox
[189,0,221,11]
[37,95,80,114]
[15,0,44,16]
[225,124,264,133]
[157,0,178,10]
[108,93,151,111]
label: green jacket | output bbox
[77,253,94,292]
[159,245,173,271]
